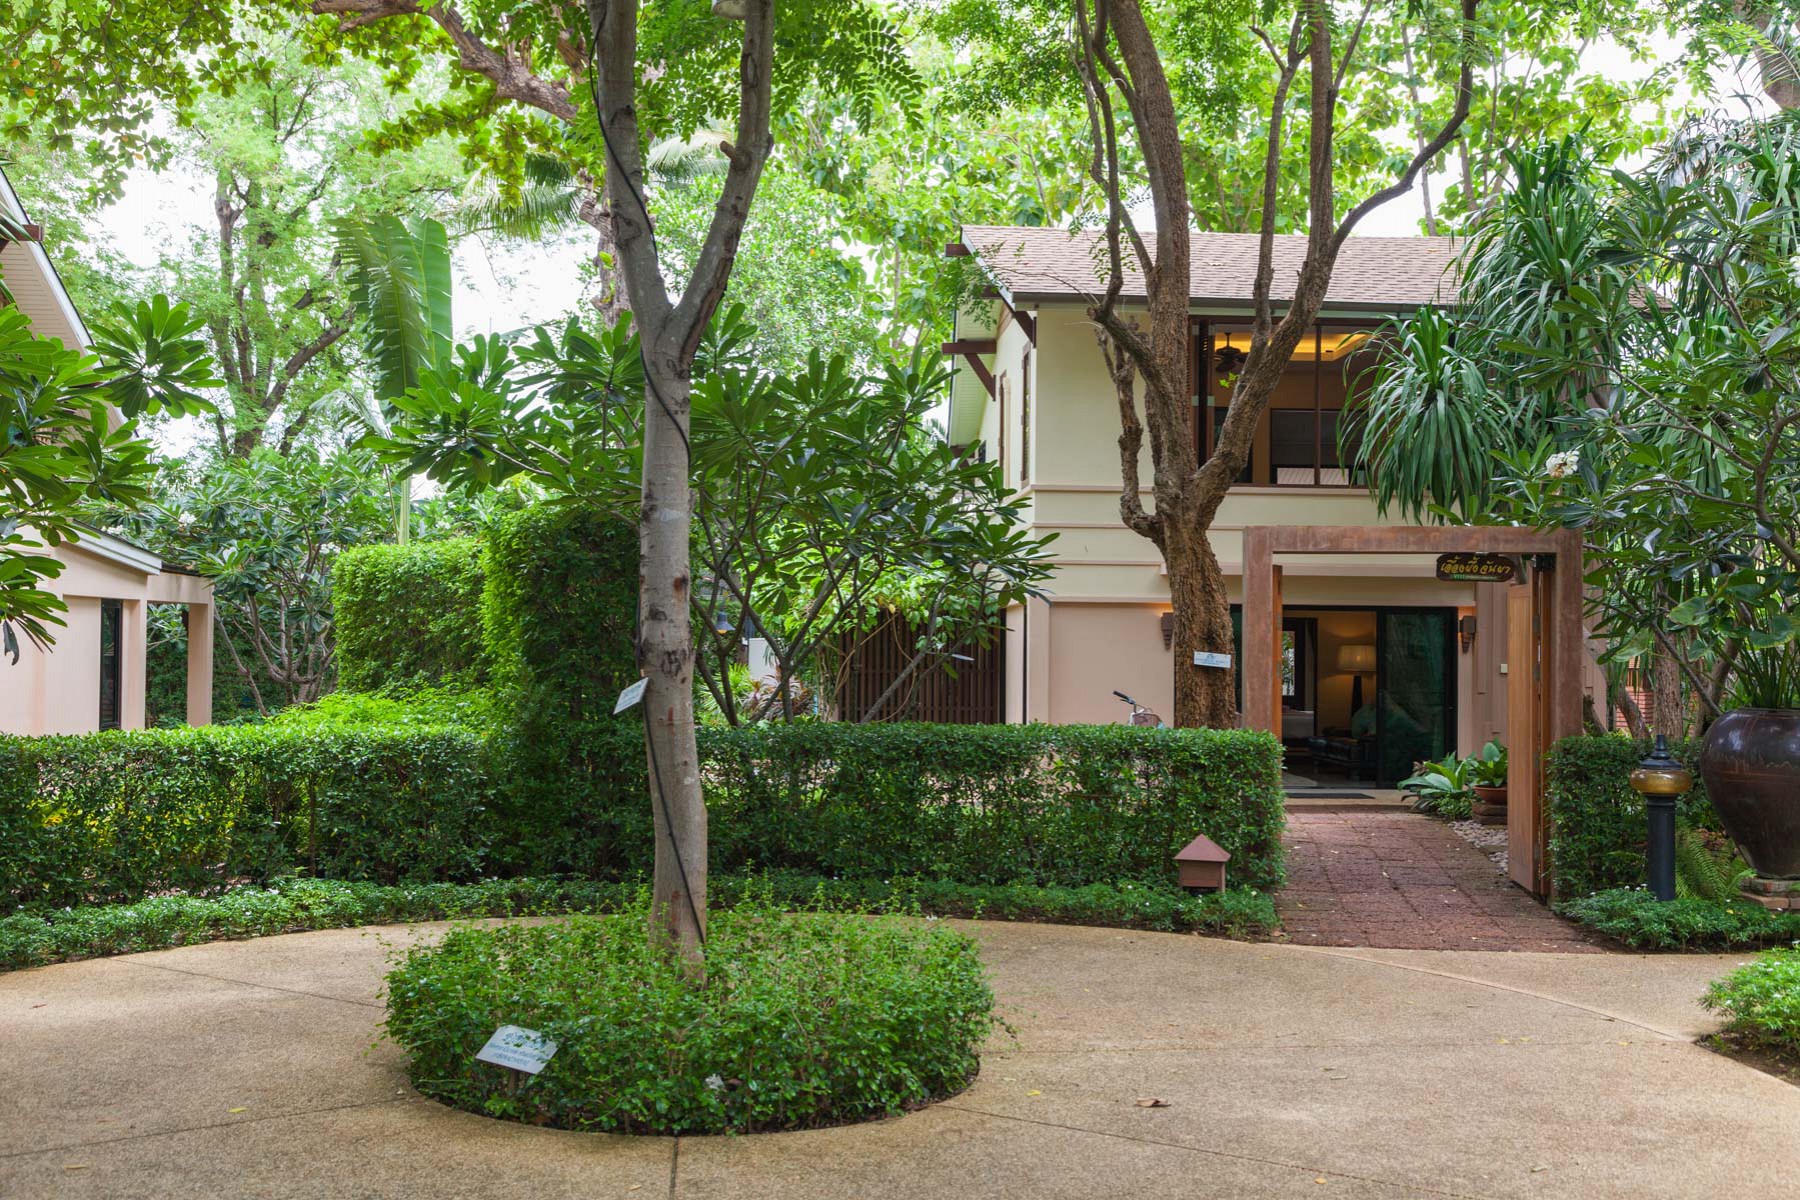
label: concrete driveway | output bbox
[1,920,1793,1199]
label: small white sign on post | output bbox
[476,1025,558,1075]
[613,677,649,714]
[1192,651,1232,669]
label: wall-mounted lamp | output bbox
[1337,644,1375,711]
[1160,612,1175,650]
[1458,615,1478,653]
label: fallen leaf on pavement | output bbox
[1134,1098,1170,1108]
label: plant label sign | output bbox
[476,1025,558,1075]
[1193,651,1232,669]
[1434,552,1517,583]
[613,677,649,714]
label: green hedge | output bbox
[332,538,487,693]
[1547,734,1715,901]
[483,505,638,727]
[1,722,1284,910]
[0,726,492,909]
[702,724,1287,890]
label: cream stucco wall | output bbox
[966,302,1539,752]
[1,534,214,735]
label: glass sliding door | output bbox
[1376,608,1455,785]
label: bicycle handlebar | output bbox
[1112,690,1134,703]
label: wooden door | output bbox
[1506,569,1553,896]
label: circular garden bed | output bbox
[383,909,996,1134]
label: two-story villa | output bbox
[946,225,1598,787]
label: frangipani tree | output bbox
[0,293,216,661]
[367,306,1055,726]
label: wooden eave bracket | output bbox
[941,338,997,398]
[0,223,43,251]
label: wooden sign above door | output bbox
[1435,552,1518,583]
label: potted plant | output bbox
[1699,646,1800,880]
[1467,740,1508,826]
[1400,753,1475,820]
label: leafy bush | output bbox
[1703,948,1800,1054]
[384,908,996,1134]
[0,873,1275,972]
[0,726,492,909]
[1554,888,1800,950]
[1400,740,1504,819]
[1546,735,1715,900]
[270,685,496,730]
[482,504,638,727]
[1,720,1284,908]
[700,723,1288,891]
[332,538,487,693]
[482,505,642,864]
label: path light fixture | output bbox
[1628,735,1693,902]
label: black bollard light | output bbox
[1628,735,1693,902]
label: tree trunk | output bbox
[1164,514,1238,727]
[639,353,707,971]
[1738,3,1800,110]
[1651,648,1685,740]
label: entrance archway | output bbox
[1240,526,1585,897]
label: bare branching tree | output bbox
[1072,0,1478,727]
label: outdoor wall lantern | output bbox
[1160,611,1175,649]
[1628,735,1693,902]
[1338,643,1376,711]
[1458,615,1478,653]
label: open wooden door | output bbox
[1506,568,1553,896]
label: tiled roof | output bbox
[958,224,1460,309]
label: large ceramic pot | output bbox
[1699,708,1800,879]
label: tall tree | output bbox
[581,0,777,973]
[1054,0,1482,727]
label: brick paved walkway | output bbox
[1277,808,1606,952]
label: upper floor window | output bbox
[1193,320,1375,487]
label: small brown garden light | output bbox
[1628,735,1693,902]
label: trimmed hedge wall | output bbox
[332,538,487,693]
[0,723,1285,911]
[1547,734,1714,901]
[0,726,492,909]
[483,505,638,726]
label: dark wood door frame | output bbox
[1241,525,1584,897]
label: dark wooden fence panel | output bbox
[836,618,1004,724]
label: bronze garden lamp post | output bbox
[1629,735,1693,902]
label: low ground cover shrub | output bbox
[384,908,996,1134]
[3,722,1285,908]
[1703,948,1800,1055]
[1547,735,1715,900]
[1555,888,1800,950]
[0,874,1275,972]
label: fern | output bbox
[1675,828,1740,904]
